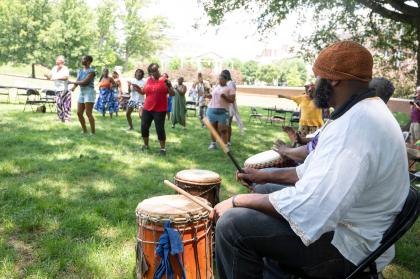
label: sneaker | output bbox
[126,127,133,131]
[227,142,231,147]
[159,149,166,156]
[141,145,149,152]
[208,143,217,150]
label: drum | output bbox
[174,169,221,207]
[244,150,284,169]
[136,195,213,279]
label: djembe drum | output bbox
[136,195,213,279]
[174,169,221,207]
[244,150,284,169]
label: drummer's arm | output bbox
[238,167,298,185]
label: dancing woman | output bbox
[95,68,117,118]
[45,55,71,123]
[69,55,96,135]
[126,69,145,130]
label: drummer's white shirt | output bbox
[269,97,409,271]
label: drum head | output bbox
[244,150,282,168]
[136,195,210,223]
[175,169,221,185]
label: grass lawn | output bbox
[0,103,418,279]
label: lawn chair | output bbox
[41,89,57,112]
[23,88,46,112]
[249,107,263,123]
[345,186,419,279]
[186,101,197,117]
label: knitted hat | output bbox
[312,41,373,82]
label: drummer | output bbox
[211,41,409,278]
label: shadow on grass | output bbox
[0,107,288,278]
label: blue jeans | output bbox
[215,184,356,279]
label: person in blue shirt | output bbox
[69,55,96,135]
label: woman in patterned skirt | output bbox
[94,68,117,118]
[126,69,145,130]
[112,71,123,116]
[45,55,71,122]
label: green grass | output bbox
[0,104,418,278]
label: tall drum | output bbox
[136,195,213,279]
[174,169,221,207]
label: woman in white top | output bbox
[126,69,145,130]
[222,69,244,147]
[206,73,235,150]
[45,55,70,122]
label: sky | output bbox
[87,0,314,61]
[142,0,312,60]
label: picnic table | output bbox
[263,107,295,125]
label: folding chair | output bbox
[186,101,197,117]
[290,111,300,127]
[345,186,419,279]
[285,187,419,279]
[41,89,57,112]
[23,89,46,112]
[249,107,263,123]
[0,86,11,103]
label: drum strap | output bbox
[153,221,186,279]
[192,229,202,279]
[136,240,149,279]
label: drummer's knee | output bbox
[216,208,251,243]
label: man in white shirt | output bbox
[45,55,70,122]
[211,41,409,279]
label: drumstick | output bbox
[164,180,213,212]
[203,118,254,190]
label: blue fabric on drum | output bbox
[153,221,186,279]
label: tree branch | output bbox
[356,0,413,24]
[387,0,419,16]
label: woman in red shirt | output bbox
[140,63,174,155]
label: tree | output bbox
[0,0,52,68]
[274,58,307,86]
[39,0,95,70]
[92,0,120,70]
[257,64,279,85]
[120,0,168,71]
[169,57,182,71]
[241,60,259,84]
[203,0,420,88]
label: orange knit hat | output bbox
[312,41,373,82]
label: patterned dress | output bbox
[94,78,118,114]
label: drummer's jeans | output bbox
[215,184,357,279]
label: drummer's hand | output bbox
[209,198,234,223]
[236,168,266,185]
[273,140,288,156]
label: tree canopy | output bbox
[203,0,420,96]
[0,0,167,73]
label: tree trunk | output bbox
[417,25,420,86]
[124,48,129,72]
[31,63,35,78]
